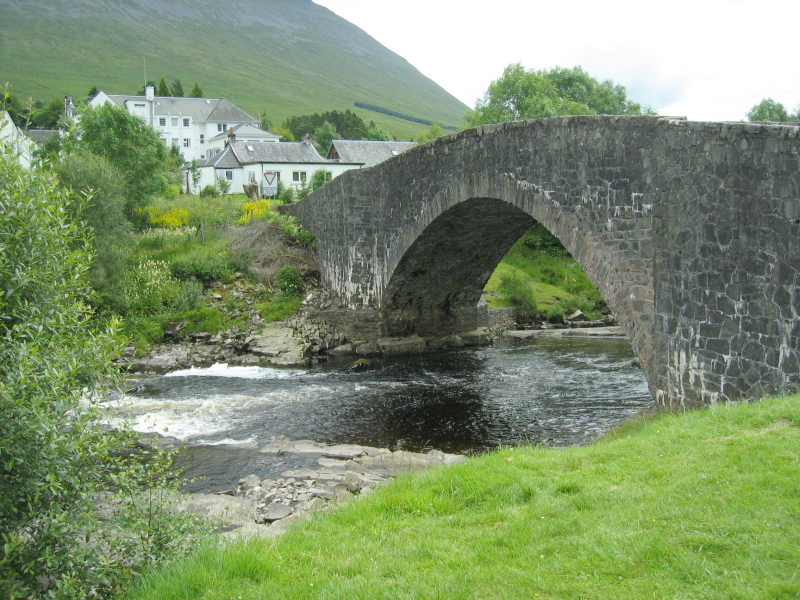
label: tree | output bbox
[466,63,650,126]
[54,151,133,300]
[189,158,202,194]
[137,80,156,95]
[87,85,99,101]
[170,78,184,97]
[190,82,203,98]
[283,109,369,141]
[28,97,64,129]
[258,112,272,131]
[77,103,176,217]
[746,98,794,122]
[367,123,393,141]
[313,120,340,154]
[157,77,170,96]
[413,123,445,143]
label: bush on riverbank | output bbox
[124,394,800,599]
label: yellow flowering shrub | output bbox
[147,207,190,229]
[238,199,272,224]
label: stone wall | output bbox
[287,116,800,406]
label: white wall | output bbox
[195,161,362,196]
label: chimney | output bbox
[145,85,155,101]
[227,128,237,144]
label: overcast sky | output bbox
[314,0,800,122]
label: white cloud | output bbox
[314,0,800,121]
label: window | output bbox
[217,123,228,132]
[199,134,204,144]
[293,171,307,183]
[183,138,190,148]
[225,170,233,181]
[171,138,179,147]
[183,118,190,127]
[134,103,146,107]
[159,118,166,127]
[171,118,178,127]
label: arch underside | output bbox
[380,198,535,337]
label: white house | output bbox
[195,139,357,195]
[192,138,419,196]
[89,86,258,162]
[0,111,35,168]
[206,123,280,157]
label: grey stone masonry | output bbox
[287,116,800,408]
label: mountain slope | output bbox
[0,0,468,139]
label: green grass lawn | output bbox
[124,395,800,599]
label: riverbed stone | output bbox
[460,328,492,346]
[376,335,427,355]
[248,322,311,365]
[264,502,293,522]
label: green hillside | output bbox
[0,0,468,139]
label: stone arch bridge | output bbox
[286,116,800,407]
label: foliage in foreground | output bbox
[126,394,800,599]
[0,148,208,599]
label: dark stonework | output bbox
[286,115,800,407]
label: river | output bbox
[108,335,652,492]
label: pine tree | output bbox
[170,79,184,97]
[190,82,203,98]
[157,77,170,96]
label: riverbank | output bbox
[124,394,800,599]
[119,280,616,375]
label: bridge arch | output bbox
[287,116,800,407]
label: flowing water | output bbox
[108,335,652,491]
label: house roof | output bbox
[208,123,281,144]
[196,146,242,169]
[230,140,327,164]
[23,129,58,143]
[327,140,417,167]
[104,94,256,124]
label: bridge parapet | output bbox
[288,116,800,406]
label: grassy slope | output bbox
[0,0,468,140]
[484,231,604,316]
[126,395,800,599]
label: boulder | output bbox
[460,328,492,347]
[247,322,311,366]
[376,336,427,356]
[130,346,190,373]
[428,334,465,350]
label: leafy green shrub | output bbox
[0,148,208,598]
[278,184,295,204]
[497,274,538,320]
[123,259,182,315]
[170,250,236,283]
[174,280,205,310]
[200,184,218,198]
[274,265,303,296]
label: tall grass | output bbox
[125,395,800,599]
